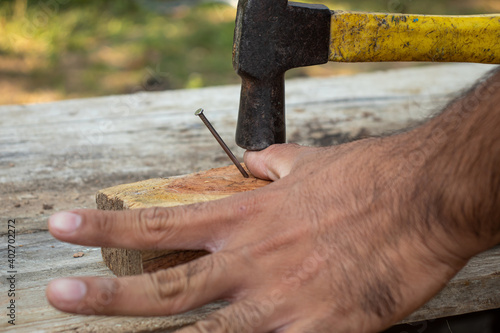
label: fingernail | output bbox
[49,212,82,234]
[49,279,87,302]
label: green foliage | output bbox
[0,0,496,104]
[0,0,238,98]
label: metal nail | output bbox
[195,108,249,178]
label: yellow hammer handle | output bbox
[330,11,500,64]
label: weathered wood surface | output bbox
[1,64,499,332]
[98,165,270,276]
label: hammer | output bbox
[233,0,500,151]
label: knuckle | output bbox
[261,143,282,156]
[147,254,228,314]
[184,300,266,333]
[77,279,121,315]
[137,207,180,248]
[265,143,301,160]
[146,255,220,314]
[190,313,228,333]
[266,143,297,154]
[239,302,266,331]
[139,207,170,232]
[94,279,121,310]
[230,300,265,332]
[146,269,188,311]
[95,211,115,235]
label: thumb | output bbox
[244,144,308,181]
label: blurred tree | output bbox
[134,0,238,14]
[0,0,497,105]
[14,0,27,18]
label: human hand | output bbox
[46,137,475,332]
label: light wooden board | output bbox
[1,64,499,332]
[98,165,270,276]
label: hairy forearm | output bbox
[414,67,500,254]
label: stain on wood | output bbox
[97,165,270,276]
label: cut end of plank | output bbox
[97,165,271,276]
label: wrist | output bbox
[398,88,500,258]
[377,131,476,266]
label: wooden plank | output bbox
[97,165,270,276]
[1,64,498,332]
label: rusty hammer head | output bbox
[233,0,331,151]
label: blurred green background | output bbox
[0,0,498,105]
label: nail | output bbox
[49,212,82,234]
[49,279,87,302]
[195,108,249,178]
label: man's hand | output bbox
[46,68,500,332]
[45,140,471,332]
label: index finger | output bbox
[48,195,257,251]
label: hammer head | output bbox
[233,0,331,150]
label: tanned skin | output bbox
[46,68,500,332]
